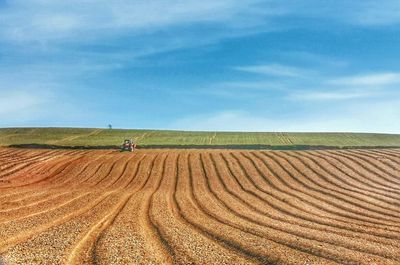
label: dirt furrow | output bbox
[351,149,400,171]
[2,191,121,264]
[323,151,400,189]
[65,191,133,264]
[67,154,167,264]
[1,154,89,188]
[244,151,400,235]
[93,154,172,264]
[370,149,400,160]
[206,153,399,264]
[0,150,61,178]
[272,151,400,219]
[106,154,142,188]
[184,153,279,264]
[0,190,79,222]
[0,153,77,186]
[192,153,342,264]
[0,148,399,264]
[254,151,400,230]
[294,151,400,204]
[0,190,114,254]
[228,152,400,245]
[336,150,400,185]
[153,152,261,264]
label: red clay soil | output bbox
[0,147,399,265]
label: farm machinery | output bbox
[121,139,136,152]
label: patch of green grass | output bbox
[1,127,400,148]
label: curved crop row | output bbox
[0,147,399,264]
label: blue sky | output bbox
[1,0,400,132]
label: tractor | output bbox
[121,139,136,152]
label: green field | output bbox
[1,127,400,149]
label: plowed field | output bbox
[0,148,399,265]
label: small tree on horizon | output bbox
[108,124,112,129]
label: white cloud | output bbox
[170,111,275,131]
[235,64,310,77]
[328,73,400,87]
[0,0,267,43]
[225,63,399,102]
[0,88,53,125]
[279,51,349,68]
[352,0,400,26]
[289,91,374,101]
[2,0,399,47]
[0,0,278,84]
[170,104,400,133]
[0,77,87,127]
[1,1,399,131]
[216,81,286,90]
[276,0,400,26]
[0,90,46,115]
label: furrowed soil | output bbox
[0,148,399,265]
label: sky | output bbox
[0,0,399,133]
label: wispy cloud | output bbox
[275,0,400,27]
[0,86,55,126]
[351,0,400,26]
[289,91,374,101]
[235,64,310,77]
[3,1,398,49]
[0,0,267,44]
[328,73,400,87]
[1,1,399,132]
[0,90,47,116]
[0,76,88,127]
[217,81,286,90]
[171,102,400,133]
[223,61,400,103]
[0,0,277,89]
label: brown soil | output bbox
[0,147,399,265]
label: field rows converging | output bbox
[0,147,399,265]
